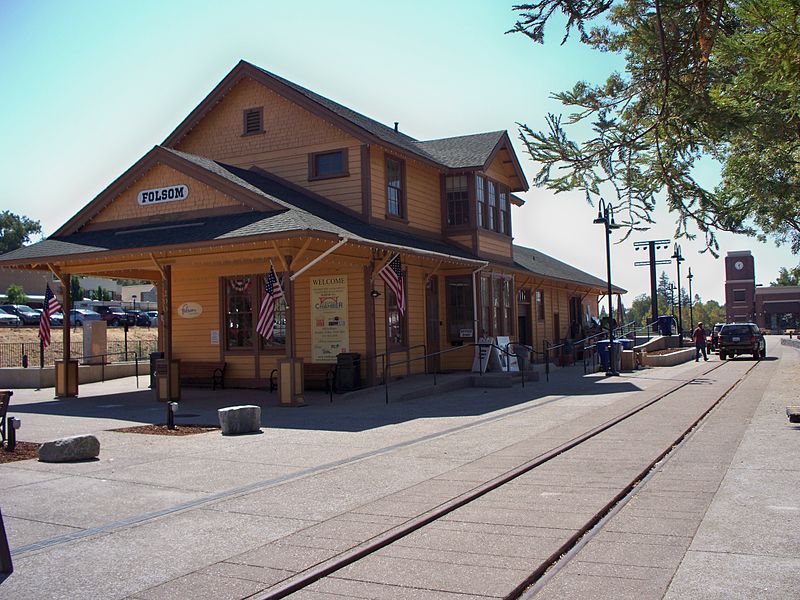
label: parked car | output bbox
[94,305,130,326]
[718,323,766,360]
[69,308,103,326]
[0,304,40,325]
[707,323,725,352]
[0,307,21,327]
[125,309,151,326]
[49,311,64,326]
[146,311,159,327]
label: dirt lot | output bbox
[0,325,158,345]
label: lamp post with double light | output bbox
[687,267,694,332]
[671,244,685,345]
[593,198,621,376]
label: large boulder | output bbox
[38,435,100,463]
[218,405,261,435]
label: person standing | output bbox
[693,322,708,361]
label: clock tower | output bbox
[725,251,755,322]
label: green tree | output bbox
[772,266,800,286]
[510,1,800,253]
[70,276,83,308]
[5,284,26,304]
[0,210,42,254]
[89,286,111,301]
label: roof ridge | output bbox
[416,130,506,144]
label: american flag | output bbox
[378,253,405,315]
[38,284,63,348]
[256,266,286,340]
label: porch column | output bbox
[55,273,77,398]
[364,262,376,387]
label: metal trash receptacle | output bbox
[149,352,164,389]
[335,352,361,392]
[596,340,623,372]
[658,315,675,336]
[515,345,532,371]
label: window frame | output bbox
[308,148,350,181]
[732,289,746,303]
[445,174,470,227]
[222,273,287,354]
[385,155,406,220]
[475,175,485,228]
[536,289,545,321]
[385,272,408,350]
[242,107,264,137]
[478,274,514,337]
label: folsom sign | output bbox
[137,184,189,205]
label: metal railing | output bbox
[0,340,158,369]
[79,351,141,387]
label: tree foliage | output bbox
[772,266,800,286]
[5,284,26,304]
[0,210,42,254]
[510,1,800,254]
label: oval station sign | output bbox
[178,302,203,319]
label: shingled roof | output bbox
[513,245,626,294]
[163,61,528,190]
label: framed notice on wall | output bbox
[311,275,349,363]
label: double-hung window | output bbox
[386,157,404,218]
[224,274,286,351]
[476,175,485,227]
[445,175,469,226]
[486,181,497,231]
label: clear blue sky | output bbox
[0,0,793,303]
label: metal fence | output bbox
[0,340,159,368]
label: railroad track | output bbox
[253,358,761,599]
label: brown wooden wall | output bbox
[88,164,247,229]
[175,78,364,214]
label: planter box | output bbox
[641,348,695,367]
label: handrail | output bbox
[382,342,524,404]
[79,350,141,387]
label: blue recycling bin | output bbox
[596,340,623,372]
[620,338,634,351]
[658,315,675,336]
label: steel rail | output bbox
[256,360,736,600]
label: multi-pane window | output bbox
[445,175,469,226]
[733,289,746,302]
[498,187,508,234]
[476,175,485,227]
[225,276,254,350]
[309,149,348,180]
[536,289,545,321]
[479,275,513,337]
[386,284,406,347]
[446,276,474,343]
[386,157,404,217]
[224,274,286,351]
[487,181,496,231]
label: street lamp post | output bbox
[687,267,694,332]
[132,294,137,313]
[671,244,685,345]
[594,198,620,376]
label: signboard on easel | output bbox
[472,337,503,373]
[496,336,519,372]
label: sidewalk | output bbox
[0,338,796,599]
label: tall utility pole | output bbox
[634,240,671,331]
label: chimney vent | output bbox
[394,122,399,132]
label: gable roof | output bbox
[513,245,627,294]
[162,60,529,190]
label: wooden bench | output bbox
[304,363,336,391]
[0,391,12,446]
[180,362,226,390]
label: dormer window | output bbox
[242,107,264,136]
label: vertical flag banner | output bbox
[378,254,405,315]
[38,284,63,348]
[256,265,286,340]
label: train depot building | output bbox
[0,60,622,399]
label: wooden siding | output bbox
[175,78,363,213]
[445,233,473,253]
[88,164,246,228]
[483,148,519,189]
[370,147,442,233]
[477,231,513,260]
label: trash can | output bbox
[619,338,634,351]
[335,352,361,392]
[658,315,675,336]
[596,340,622,372]
[149,352,164,389]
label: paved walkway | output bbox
[0,337,797,599]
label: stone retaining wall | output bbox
[0,361,150,389]
[641,347,696,367]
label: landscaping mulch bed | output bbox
[1,441,42,463]
[110,424,220,436]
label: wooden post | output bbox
[364,262,376,387]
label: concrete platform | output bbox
[0,336,796,599]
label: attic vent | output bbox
[243,107,264,136]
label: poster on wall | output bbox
[311,275,349,363]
